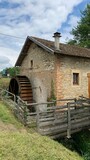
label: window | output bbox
[31,60,33,68]
[73,73,79,85]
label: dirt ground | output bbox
[0,120,27,133]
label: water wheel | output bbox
[9,75,33,104]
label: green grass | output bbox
[0,77,10,89]
[0,101,83,160]
[0,132,83,160]
[0,102,22,128]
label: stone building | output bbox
[15,32,90,104]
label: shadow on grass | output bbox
[57,130,90,160]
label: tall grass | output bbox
[0,77,10,89]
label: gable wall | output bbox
[56,55,90,100]
[20,43,57,106]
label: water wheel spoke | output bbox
[9,76,33,109]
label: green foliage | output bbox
[51,80,56,100]
[67,4,90,48]
[7,67,20,77]
[59,131,90,160]
[73,130,90,160]
[67,40,77,45]
[1,67,20,77]
[48,80,56,102]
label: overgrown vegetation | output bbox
[73,131,90,160]
[59,130,90,160]
[48,80,56,102]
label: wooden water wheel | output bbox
[9,75,33,104]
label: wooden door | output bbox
[87,73,90,98]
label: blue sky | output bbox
[0,0,89,70]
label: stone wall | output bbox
[20,43,56,108]
[56,55,90,100]
[20,42,90,105]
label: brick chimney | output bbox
[53,32,61,50]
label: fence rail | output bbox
[36,101,90,139]
[1,89,90,139]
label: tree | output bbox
[7,67,20,77]
[67,4,90,48]
[1,67,20,77]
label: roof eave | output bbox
[15,36,54,66]
[15,37,29,66]
[28,36,54,53]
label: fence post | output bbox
[74,98,77,109]
[0,88,2,100]
[14,95,16,103]
[67,102,71,138]
[36,105,40,132]
[24,105,27,126]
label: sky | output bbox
[0,0,89,71]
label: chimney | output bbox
[53,32,61,50]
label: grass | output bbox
[0,102,23,128]
[0,77,89,159]
[0,77,10,89]
[0,101,83,160]
[0,132,83,160]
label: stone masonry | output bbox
[56,55,90,100]
[20,42,90,105]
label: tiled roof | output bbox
[15,36,90,66]
[33,37,90,58]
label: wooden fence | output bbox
[37,99,90,139]
[1,89,90,139]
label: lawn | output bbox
[0,132,83,160]
[0,101,22,128]
[0,102,83,160]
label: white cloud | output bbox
[61,15,80,43]
[0,0,83,70]
[0,56,12,70]
[0,46,20,67]
[0,0,83,37]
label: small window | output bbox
[73,73,79,85]
[31,60,33,68]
